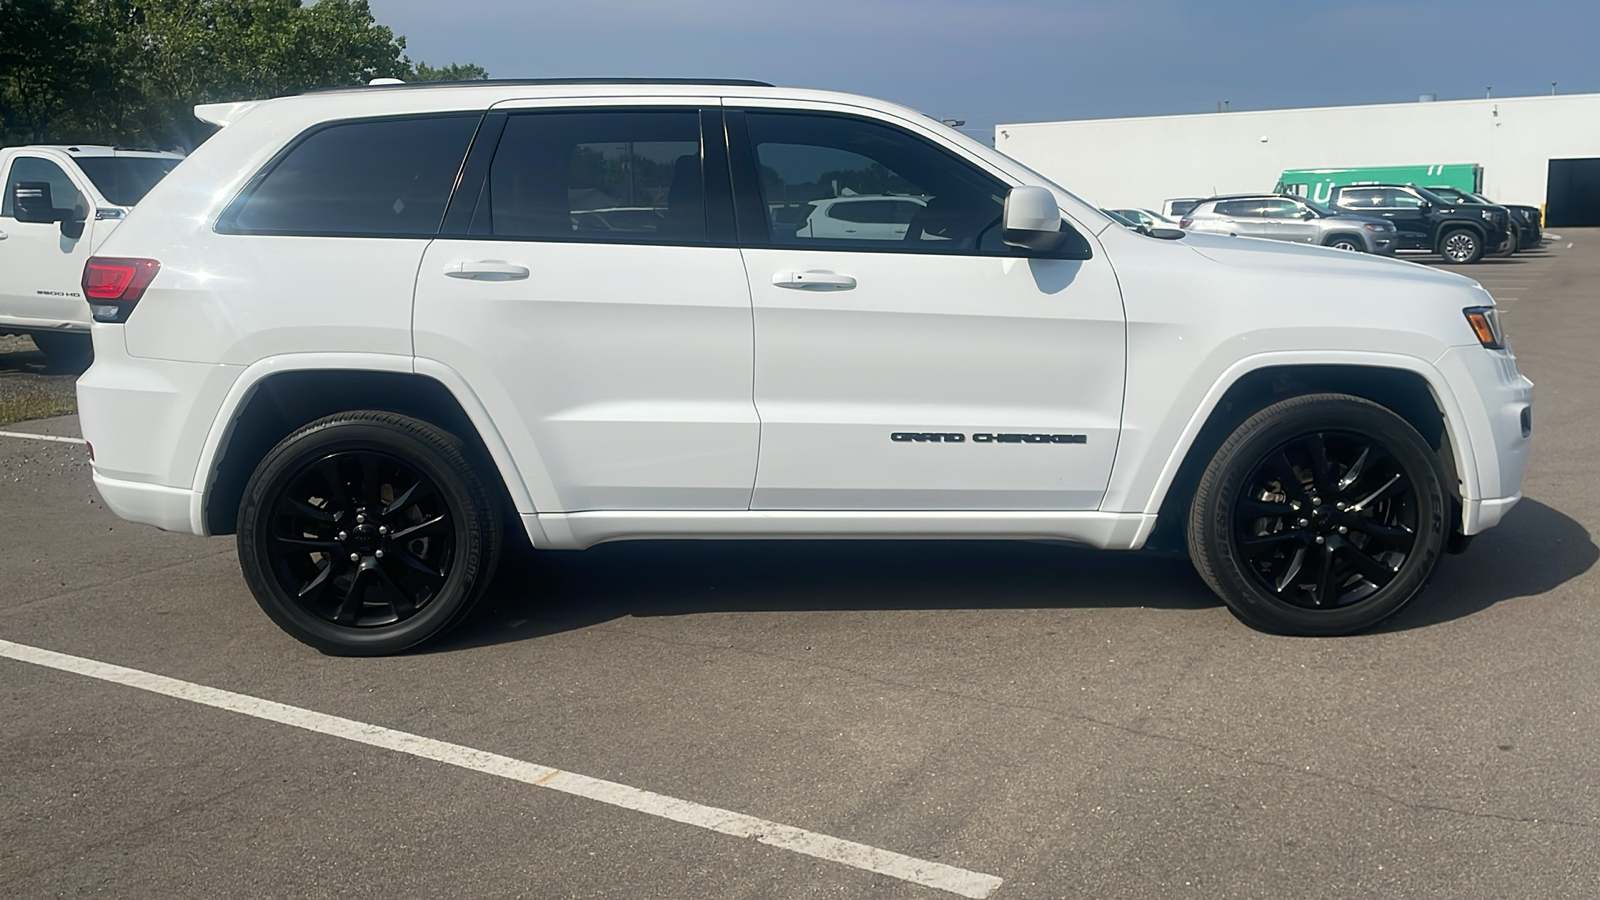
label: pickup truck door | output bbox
[0,153,94,328]
[728,108,1125,511]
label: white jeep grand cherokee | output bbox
[76,79,1533,655]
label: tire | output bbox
[1437,228,1483,264]
[1325,235,1364,252]
[30,331,93,370]
[1186,393,1447,636]
[237,411,502,655]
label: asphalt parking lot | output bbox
[3,237,1598,899]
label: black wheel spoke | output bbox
[1339,541,1398,587]
[390,515,448,541]
[333,567,366,625]
[384,480,424,516]
[394,548,445,586]
[1302,434,1333,497]
[1238,498,1294,519]
[274,535,342,553]
[286,498,337,524]
[296,561,335,600]
[359,452,384,509]
[316,458,356,517]
[1310,543,1335,606]
[1239,529,1303,553]
[1263,451,1308,502]
[373,562,419,618]
[1351,518,1414,543]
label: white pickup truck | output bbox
[0,145,183,365]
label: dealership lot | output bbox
[3,238,1597,898]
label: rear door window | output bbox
[220,114,479,236]
[1213,200,1265,217]
[482,109,707,243]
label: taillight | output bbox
[82,257,160,323]
[1179,217,1193,229]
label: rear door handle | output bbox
[444,260,529,280]
[771,270,856,291]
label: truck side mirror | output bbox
[11,181,61,224]
[60,204,87,240]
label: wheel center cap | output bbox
[351,524,380,550]
[1310,506,1335,530]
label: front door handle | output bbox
[0,230,8,240]
[771,270,856,291]
[444,260,530,280]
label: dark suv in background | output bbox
[1427,186,1542,253]
[1328,184,1512,264]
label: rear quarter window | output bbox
[219,114,479,237]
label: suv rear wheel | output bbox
[1438,228,1484,264]
[1186,393,1446,636]
[237,411,502,655]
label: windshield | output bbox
[74,157,180,206]
[1411,185,1449,205]
[1465,192,1494,204]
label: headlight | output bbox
[1463,306,1506,350]
[1363,222,1393,231]
[1480,210,1495,221]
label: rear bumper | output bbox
[92,472,198,533]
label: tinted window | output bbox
[1334,189,1384,209]
[825,198,922,224]
[76,157,181,206]
[1257,199,1305,219]
[486,110,705,242]
[744,111,1009,253]
[1213,200,1265,218]
[2,156,83,217]
[224,115,478,236]
[1377,189,1425,209]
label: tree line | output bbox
[0,0,486,149]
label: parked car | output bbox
[800,194,928,240]
[1327,184,1512,264]
[1181,194,1397,254]
[1108,208,1181,230]
[1163,197,1204,219]
[1425,186,1542,252]
[0,145,183,365]
[78,78,1531,654]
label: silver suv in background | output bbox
[1182,194,1397,254]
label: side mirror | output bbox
[1300,209,1316,219]
[12,181,62,224]
[60,204,87,240]
[1003,186,1065,251]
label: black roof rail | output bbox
[302,77,775,95]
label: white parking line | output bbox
[0,430,86,445]
[0,638,1003,899]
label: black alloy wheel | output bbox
[238,412,501,655]
[1188,394,1447,635]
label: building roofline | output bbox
[997,90,1600,131]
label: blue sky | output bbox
[372,0,1600,136]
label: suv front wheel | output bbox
[237,411,502,655]
[1438,228,1484,264]
[1186,394,1447,636]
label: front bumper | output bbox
[1435,344,1534,535]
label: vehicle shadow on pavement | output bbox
[435,498,1593,652]
[1381,497,1596,630]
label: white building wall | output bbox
[995,93,1600,212]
